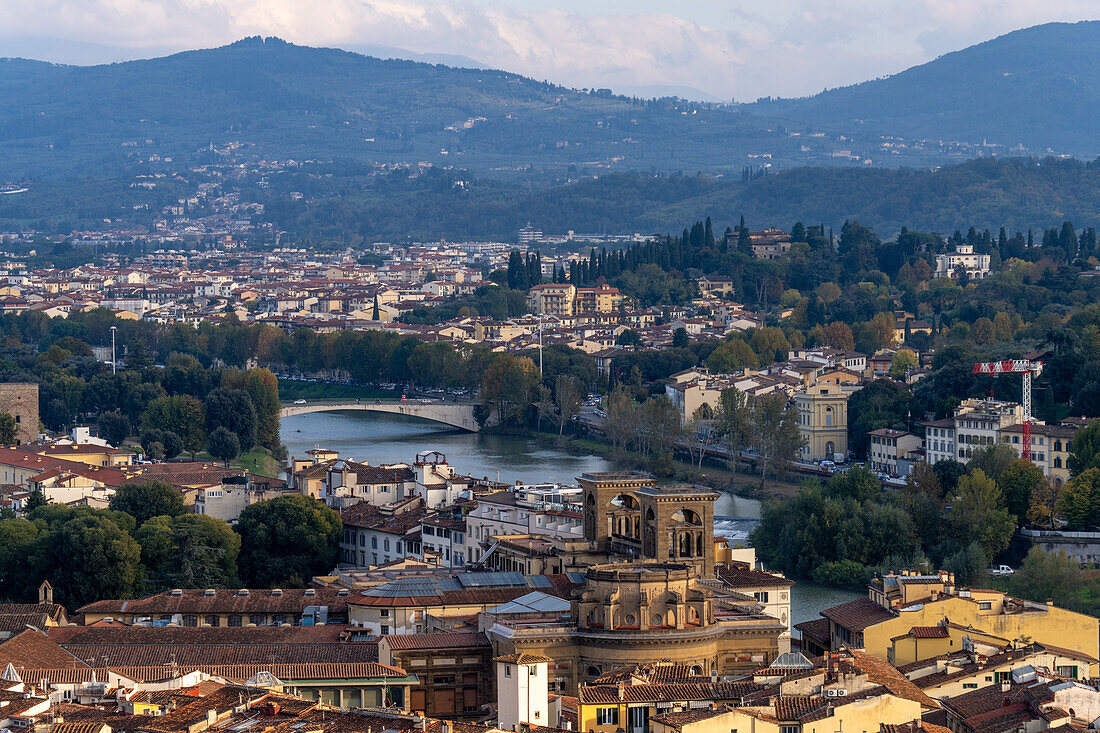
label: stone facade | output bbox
[0,382,38,446]
[580,472,717,577]
[483,561,785,694]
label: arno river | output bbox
[281,410,859,625]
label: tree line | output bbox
[0,485,341,609]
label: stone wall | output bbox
[0,382,38,445]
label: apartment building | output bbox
[795,383,848,462]
[867,428,923,474]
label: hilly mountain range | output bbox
[3,23,1100,181]
[751,21,1100,155]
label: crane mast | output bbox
[971,360,1044,461]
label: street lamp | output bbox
[110,326,117,374]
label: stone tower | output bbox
[0,382,38,446]
[578,471,655,551]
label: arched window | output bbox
[825,406,834,427]
[1054,457,1062,468]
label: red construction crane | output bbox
[971,359,1044,461]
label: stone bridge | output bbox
[279,399,482,432]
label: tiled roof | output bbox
[17,662,409,686]
[493,653,555,665]
[794,618,830,642]
[76,587,350,615]
[909,626,949,639]
[715,564,794,589]
[0,628,85,669]
[382,632,489,651]
[648,709,728,729]
[820,597,895,631]
[773,695,827,721]
[578,681,759,705]
[48,625,351,645]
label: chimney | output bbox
[38,580,53,605]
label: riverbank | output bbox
[560,434,801,501]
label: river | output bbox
[280,410,860,623]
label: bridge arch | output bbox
[279,400,481,432]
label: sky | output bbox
[0,1,1096,100]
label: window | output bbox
[273,614,287,625]
[205,615,218,627]
[384,538,391,551]
[359,535,365,546]
[380,609,390,617]
[505,666,512,678]
[371,536,378,549]
[528,666,538,676]
[1057,665,1078,679]
[182,615,197,627]
[250,614,265,625]
[754,592,770,603]
[962,683,978,689]
[978,601,992,610]
[596,708,618,725]
[228,615,242,627]
[381,626,391,635]
[434,675,455,685]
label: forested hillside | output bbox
[258,157,1100,242]
[750,21,1100,154]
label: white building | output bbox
[465,489,583,564]
[868,428,923,475]
[495,653,550,732]
[935,243,991,280]
[413,451,470,508]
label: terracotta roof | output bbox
[715,564,794,589]
[48,625,352,645]
[578,681,759,705]
[18,663,409,686]
[0,628,85,669]
[493,653,555,665]
[820,597,895,631]
[794,618,830,643]
[774,695,828,721]
[76,587,350,615]
[383,632,489,651]
[648,709,728,729]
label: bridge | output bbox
[279,399,482,432]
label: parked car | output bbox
[990,564,1015,576]
[293,399,307,404]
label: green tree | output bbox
[615,329,642,349]
[135,514,240,591]
[671,327,689,349]
[109,481,185,524]
[0,518,38,601]
[97,411,130,448]
[705,339,758,373]
[480,353,539,426]
[1007,547,1082,609]
[1028,477,1063,529]
[998,459,1045,524]
[554,375,582,436]
[751,392,804,487]
[236,495,342,587]
[889,349,917,378]
[24,487,47,512]
[141,395,206,456]
[948,469,1016,559]
[29,511,144,607]
[204,388,257,450]
[1069,421,1100,476]
[208,426,241,466]
[1058,468,1100,529]
[244,369,281,450]
[0,412,16,445]
[714,387,753,457]
[968,443,1019,483]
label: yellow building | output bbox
[525,284,576,316]
[795,383,848,462]
[575,285,626,314]
[815,572,1100,668]
[904,642,1098,699]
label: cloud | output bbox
[0,0,1095,99]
